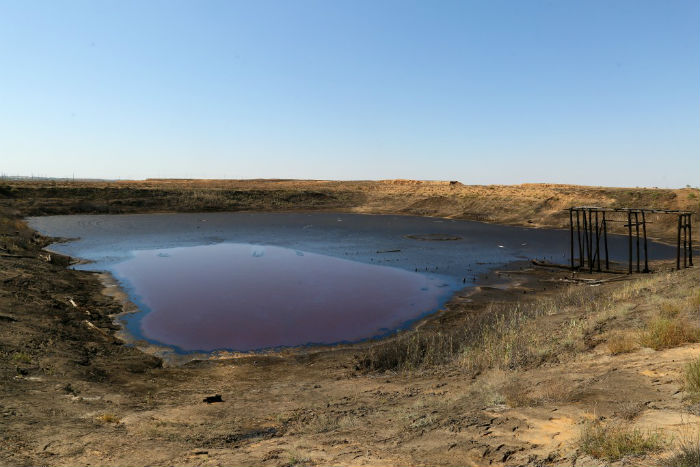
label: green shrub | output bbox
[11,352,31,364]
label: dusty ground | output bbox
[1,180,698,466]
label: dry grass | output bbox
[0,214,35,253]
[691,290,700,309]
[664,434,700,467]
[459,307,553,373]
[286,449,312,467]
[470,373,507,407]
[659,301,682,318]
[639,316,699,350]
[303,412,358,434]
[357,287,587,373]
[608,291,698,354]
[277,408,359,436]
[606,330,639,355]
[358,303,551,373]
[501,376,581,408]
[356,329,466,371]
[614,401,646,421]
[358,271,698,373]
[0,216,25,231]
[682,357,700,403]
[96,413,121,424]
[579,421,665,460]
[11,352,32,364]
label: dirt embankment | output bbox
[1,179,698,244]
[1,181,699,466]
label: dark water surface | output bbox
[28,213,677,352]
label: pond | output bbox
[27,212,677,353]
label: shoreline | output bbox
[92,244,529,366]
[9,179,698,247]
[31,209,685,367]
[29,210,587,366]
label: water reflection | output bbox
[113,243,457,352]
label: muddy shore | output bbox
[1,180,698,466]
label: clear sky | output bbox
[1,1,698,187]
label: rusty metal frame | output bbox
[568,207,693,273]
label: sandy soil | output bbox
[0,180,698,466]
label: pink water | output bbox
[113,243,454,351]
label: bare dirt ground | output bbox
[1,180,698,466]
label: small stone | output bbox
[203,394,223,403]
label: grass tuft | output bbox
[96,413,121,424]
[579,421,664,461]
[664,436,700,467]
[606,330,639,355]
[305,413,357,433]
[639,316,699,350]
[614,401,646,421]
[659,301,681,319]
[501,376,580,408]
[286,450,311,467]
[682,357,700,403]
[11,352,32,364]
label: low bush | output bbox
[606,330,639,355]
[683,357,700,402]
[639,316,699,350]
[11,352,32,364]
[664,436,700,467]
[658,301,681,319]
[96,413,121,424]
[502,377,580,408]
[579,421,664,461]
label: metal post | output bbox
[576,210,583,268]
[634,211,640,273]
[588,210,594,273]
[582,210,589,270]
[595,210,601,272]
[628,211,633,274]
[569,208,574,270]
[677,214,682,270]
[689,214,693,267]
[684,214,688,268]
[641,210,649,273]
[603,211,609,271]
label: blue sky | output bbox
[1,1,698,187]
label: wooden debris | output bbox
[83,320,109,337]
